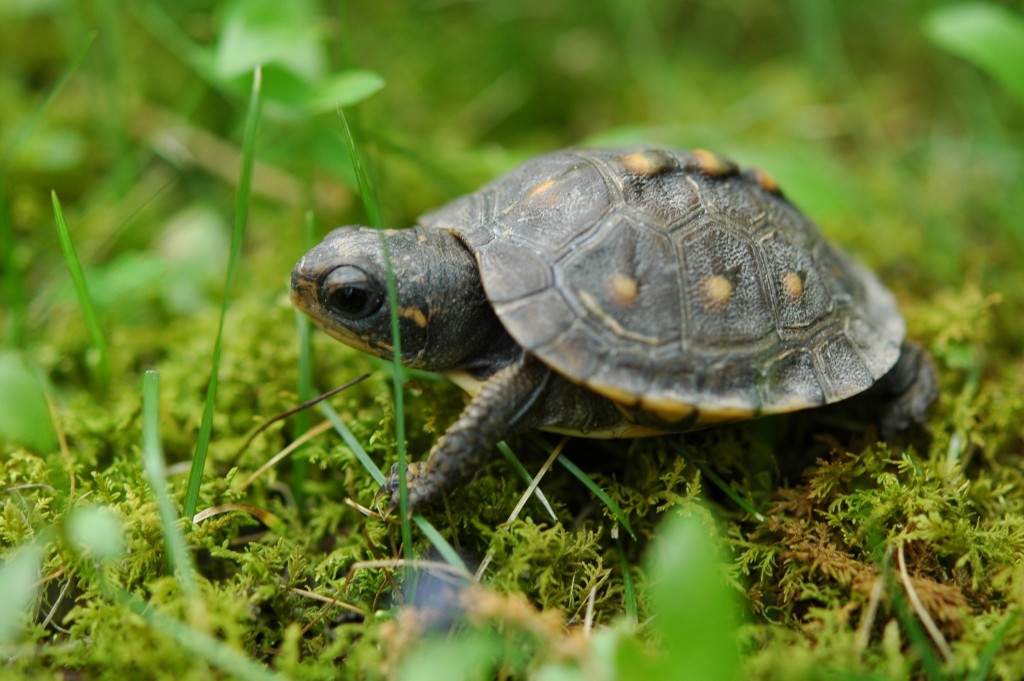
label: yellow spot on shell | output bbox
[526,178,557,199]
[608,273,638,307]
[619,151,671,176]
[694,405,756,423]
[754,167,780,194]
[586,378,640,407]
[782,271,804,300]
[638,396,696,422]
[692,149,734,177]
[700,274,734,311]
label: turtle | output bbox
[290,147,937,509]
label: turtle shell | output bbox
[418,147,904,422]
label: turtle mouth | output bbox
[289,267,318,314]
[310,317,382,356]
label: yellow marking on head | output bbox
[526,177,557,199]
[754,167,780,194]
[699,274,734,311]
[782,271,804,300]
[619,151,671,176]
[692,149,734,177]
[400,306,428,328]
[607,272,639,307]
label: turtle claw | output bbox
[377,461,429,514]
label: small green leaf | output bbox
[214,0,324,81]
[0,543,42,644]
[621,510,741,681]
[0,352,56,453]
[67,505,125,562]
[396,630,504,681]
[306,69,386,113]
[924,3,1024,106]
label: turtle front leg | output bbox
[381,356,552,510]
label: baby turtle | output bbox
[291,147,937,508]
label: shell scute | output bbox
[678,224,774,346]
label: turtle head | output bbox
[291,226,507,370]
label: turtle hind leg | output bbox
[876,342,939,439]
[381,357,552,511]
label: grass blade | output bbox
[880,549,945,681]
[336,108,414,570]
[291,210,318,504]
[100,586,284,681]
[183,67,263,520]
[967,609,1020,681]
[317,401,387,486]
[2,34,94,348]
[336,109,383,227]
[697,463,765,522]
[617,532,637,623]
[413,515,470,574]
[555,454,635,539]
[379,235,410,551]
[52,191,111,388]
[142,370,198,599]
[527,436,636,539]
[497,441,557,521]
[133,601,284,681]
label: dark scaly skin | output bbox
[380,357,551,507]
[875,342,939,438]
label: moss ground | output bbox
[2,1,1023,679]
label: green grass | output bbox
[2,1,1024,679]
[183,66,264,521]
[336,106,416,582]
[52,191,110,388]
[141,369,198,598]
[291,210,317,505]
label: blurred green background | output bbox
[3,0,1022,350]
[2,1,1024,679]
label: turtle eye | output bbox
[321,266,385,321]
